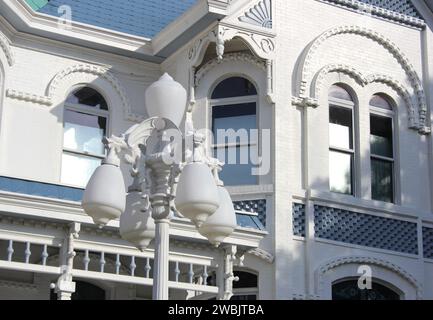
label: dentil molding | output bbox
[47,64,142,122]
[195,52,266,86]
[296,25,429,134]
[6,89,52,106]
[317,0,425,28]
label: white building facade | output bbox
[0,0,432,300]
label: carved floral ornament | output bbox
[188,23,276,67]
[294,25,430,134]
[316,256,423,299]
[238,0,273,29]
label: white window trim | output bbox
[329,96,357,196]
[369,102,396,204]
[60,89,109,187]
[210,92,260,186]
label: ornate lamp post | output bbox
[81,74,237,300]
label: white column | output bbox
[152,219,170,300]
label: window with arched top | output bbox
[369,94,395,203]
[328,84,356,195]
[211,77,258,186]
[332,279,400,300]
[230,271,258,300]
[61,87,109,187]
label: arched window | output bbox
[61,87,109,187]
[230,271,258,300]
[332,279,400,300]
[211,77,258,186]
[328,84,355,195]
[369,94,394,203]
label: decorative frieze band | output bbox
[295,25,429,134]
[317,0,425,28]
[6,89,53,106]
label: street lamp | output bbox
[81,73,237,300]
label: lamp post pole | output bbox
[146,150,174,300]
[82,73,238,301]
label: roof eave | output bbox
[152,0,231,59]
[0,0,162,62]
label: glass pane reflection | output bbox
[63,110,106,155]
[329,151,352,194]
[61,153,101,187]
[214,145,257,186]
[329,106,353,150]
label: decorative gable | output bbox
[238,0,272,29]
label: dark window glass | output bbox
[370,94,392,110]
[211,77,258,186]
[66,87,108,110]
[370,115,393,158]
[329,84,353,101]
[212,77,257,99]
[371,158,393,203]
[332,280,399,300]
[329,106,353,150]
[233,271,258,288]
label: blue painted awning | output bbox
[28,0,198,38]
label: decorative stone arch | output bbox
[0,31,15,67]
[296,25,428,133]
[312,65,417,128]
[194,52,269,130]
[315,256,422,300]
[195,52,267,89]
[46,64,140,122]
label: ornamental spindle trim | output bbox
[41,244,48,266]
[25,242,31,264]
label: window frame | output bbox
[61,86,110,187]
[369,100,396,203]
[328,95,356,196]
[209,77,260,186]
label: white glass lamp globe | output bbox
[120,191,155,251]
[175,162,220,228]
[82,164,126,228]
[198,186,237,246]
[144,73,187,128]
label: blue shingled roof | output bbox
[34,0,198,38]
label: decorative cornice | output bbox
[47,64,142,122]
[6,89,53,106]
[238,0,272,29]
[297,25,428,134]
[195,52,266,86]
[317,256,423,299]
[0,31,15,66]
[317,0,425,28]
[247,248,274,263]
